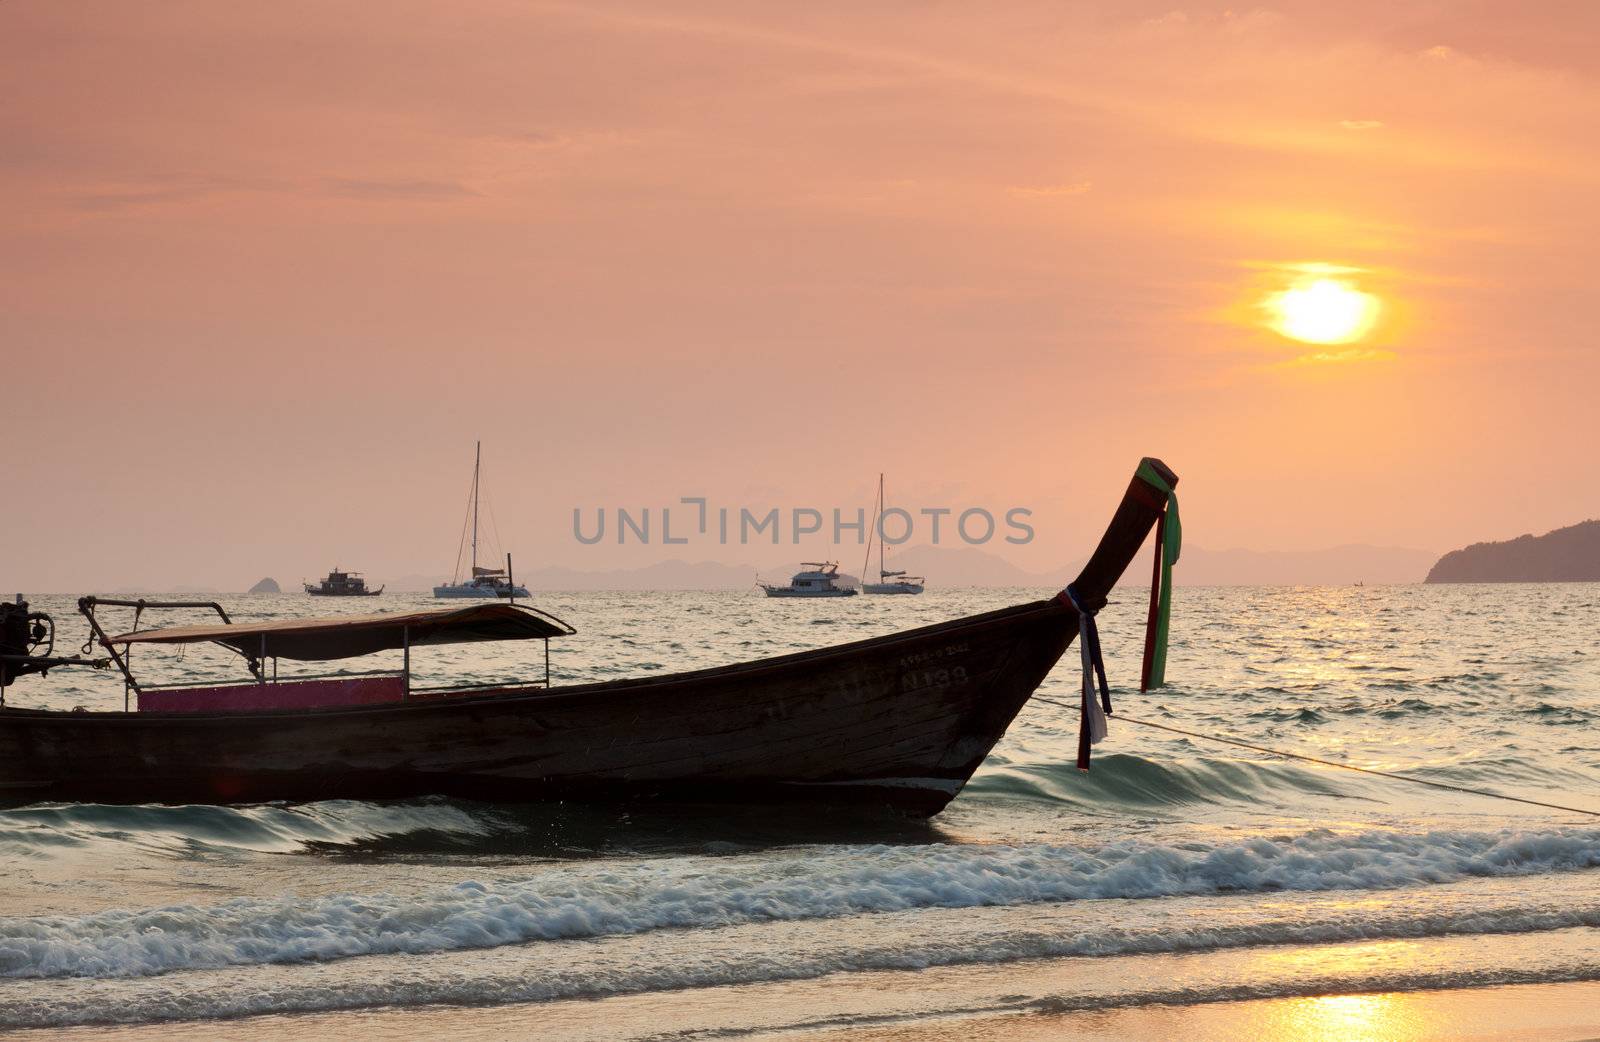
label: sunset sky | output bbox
[5,1,1598,590]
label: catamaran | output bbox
[433,442,530,599]
[861,473,925,595]
[0,459,1180,816]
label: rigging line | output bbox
[452,464,475,583]
[1033,696,1600,818]
[482,476,506,567]
[861,476,879,586]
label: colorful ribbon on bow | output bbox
[1066,585,1111,771]
[1137,459,1181,692]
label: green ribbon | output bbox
[1136,460,1181,689]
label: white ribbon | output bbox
[1066,587,1108,747]
[1080,608,1108,745]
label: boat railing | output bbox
[134,671,547,707]
[139,667,403,692]
[78,597,241,711]
[408,678,548,694]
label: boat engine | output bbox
[0,597,105,693]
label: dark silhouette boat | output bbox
[304,568,383,597]
[0,459,1177,815]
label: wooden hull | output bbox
[0,600,1073,816]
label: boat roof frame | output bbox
[77,597,574,711]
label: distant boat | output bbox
[861,473,925,595]
[433,442,531,600]
[304,569,382,597]
[760,562,857,598]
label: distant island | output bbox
[248,577,281,594]
[1426,520,1600,582]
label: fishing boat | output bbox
[434,441,530,599]
[0,459,1179,815]
[861,473,925,595]
[759,562,857,598]
[304,568,383,597]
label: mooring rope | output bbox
[1033,695,1600,818]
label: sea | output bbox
[1,584,1597,1037]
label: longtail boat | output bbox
[0,459,1178,815]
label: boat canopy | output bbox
[102,604,574,661]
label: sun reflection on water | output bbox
[1248,941,1441,1040]
[1267,993,1429,1041]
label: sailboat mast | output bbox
[877,473,886,579]
[471,441,481,574]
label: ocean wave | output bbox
[967,752,1355,808]
[0,798,507,858]
[1519,702,1594,725]
[1374,697,1439,718]
[1243,706,1328,724]
[4,825,1600,980]
[3,893,1600,1027]
[0,799,946,861]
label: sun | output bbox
[1266,276,1381,344]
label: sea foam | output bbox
[4,891,1600,1027]
[3,825,1598,980]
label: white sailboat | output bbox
[433,442,531,599]
[861,473,925,595]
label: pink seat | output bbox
[138,675,406,713]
